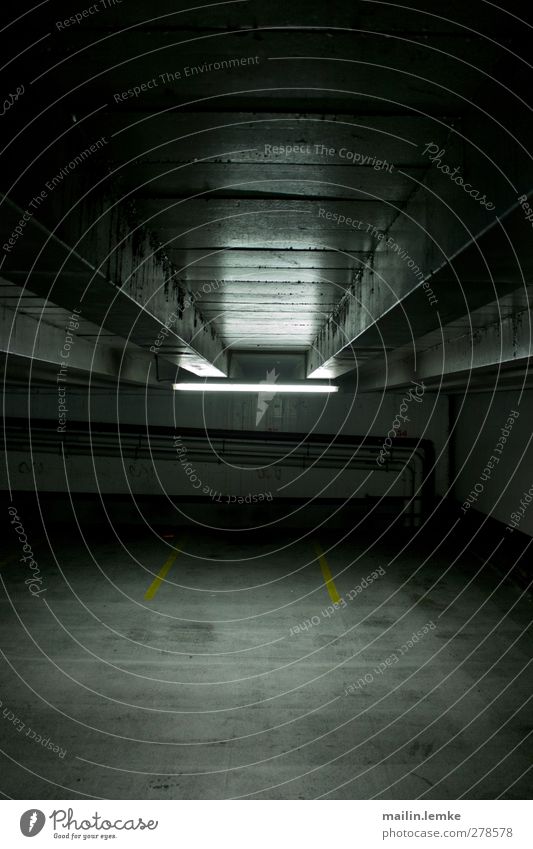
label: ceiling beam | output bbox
[1,194,228,376]
[354,303,532,392]
[307,110,533,378]
[0,299,163,386]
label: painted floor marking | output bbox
[314,541,341,604]
[144,541,184,600]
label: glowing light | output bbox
[172,382,338,393]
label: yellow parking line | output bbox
[144,542,184,600]
[314,541,341,604]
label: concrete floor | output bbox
[0,526,531,800]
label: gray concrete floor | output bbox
[0,527,531,799]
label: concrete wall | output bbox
[452,388,533,536]
[4,383,450,498]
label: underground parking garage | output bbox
[0,0,532,830]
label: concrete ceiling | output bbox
[1,1,532,389]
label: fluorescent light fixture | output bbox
[173,381,338,393]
